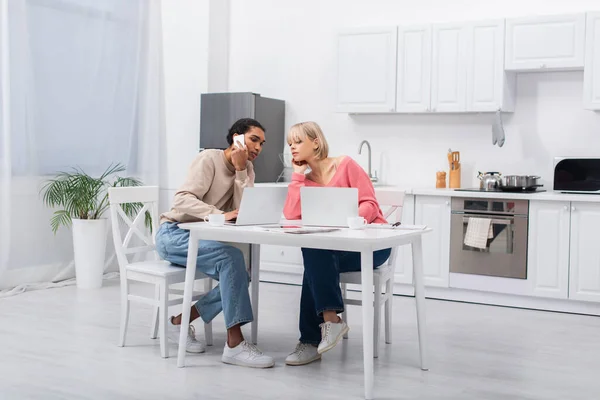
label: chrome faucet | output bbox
[358,140,378,183]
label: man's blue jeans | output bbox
[299,248,392,345]
[155,222,253,329]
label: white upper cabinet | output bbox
[527,201,570,299]
[466,20,516,112]
[505,14,586,71]
[431,23,467,112]
[336,27,398,113]
[584,12,600,110]
[569,202,600,302]
[396,25,432,113]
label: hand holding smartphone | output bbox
[233,134,246,149]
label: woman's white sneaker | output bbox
[167,318,206,353]
[317,319,349,354]
[221,340,275,368]
[285,342,321,366]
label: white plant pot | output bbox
[72,218,107,289]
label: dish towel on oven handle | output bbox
[464,217,493,249]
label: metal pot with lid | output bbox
[502,175,542,190]
[478,171,503,190]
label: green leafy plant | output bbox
[41,163,150,234]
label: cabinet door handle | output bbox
[563,205,569,211]
[571,206,576,212]
[445,201,450,206]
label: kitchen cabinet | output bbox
[336,27,398,113]
[569,202,600,302]
[527,201,570,299]
[429,20,514,113]
[584,12,600,111]
[393,194,415,285]
[414,195,451,287]
[466,20,516,112]
[431,23,467,112]
[505,14,586,71]
[396,25,432,113]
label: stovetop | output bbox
[455,188,547,193]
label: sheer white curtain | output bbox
[0,0,163,292]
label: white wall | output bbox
[160,0,209,209]
[228,0,600,189]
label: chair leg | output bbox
[150,284,160,339]
[385,278,393,344]
[159,282,169,358]
[203,278,213,346]
[373,276,381,358]
[118,291,130,347]
[341,283,348,339]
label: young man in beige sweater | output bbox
[155,118,274,368]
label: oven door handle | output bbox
[462,216,512,225]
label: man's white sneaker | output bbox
[222,340,275,369]
[317,319,349,354]
[285,342,321,366]
[167,318,206,353]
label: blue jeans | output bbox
[299,248,392,345]
[155,222,253,329]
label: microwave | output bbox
[554,158,600,193]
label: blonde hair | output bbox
[287,121,329,160]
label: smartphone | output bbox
[233,134,245,149]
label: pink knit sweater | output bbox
[283,157,387,224]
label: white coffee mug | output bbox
[347,216,367,230]
[204,214,225,227]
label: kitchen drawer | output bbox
[260,245,303,265]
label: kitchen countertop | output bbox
[406,187,600,202]
[256,182,600,202]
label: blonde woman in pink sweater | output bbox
[283,121,391,366]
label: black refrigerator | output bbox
[199,92,286,183]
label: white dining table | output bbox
[175,222,431,400]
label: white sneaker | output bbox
[285,342,321,366]
[221,340,275,368]
[317,319,349,354]
[167,318,206,353]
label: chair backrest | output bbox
[108,186,160,272]
[375,190,405,266]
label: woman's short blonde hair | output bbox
[287,121,329,160]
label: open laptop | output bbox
[226,186,288,226]
[300,187,359,227]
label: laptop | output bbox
[226,186,288,226]
[300,187,359,227]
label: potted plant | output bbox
[41,163,146,289]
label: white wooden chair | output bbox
[340,190,404,358]
[108,186,212,358]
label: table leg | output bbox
[412,236,429,371]
[360,250,374,400]
[177,231,199,368]
[250,244,260,345]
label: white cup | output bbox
[203,214,225,227]
[347,216,367,230]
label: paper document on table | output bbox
[255,226,341,234]
[366,224,428,230]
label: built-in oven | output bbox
[450,197,529,279]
